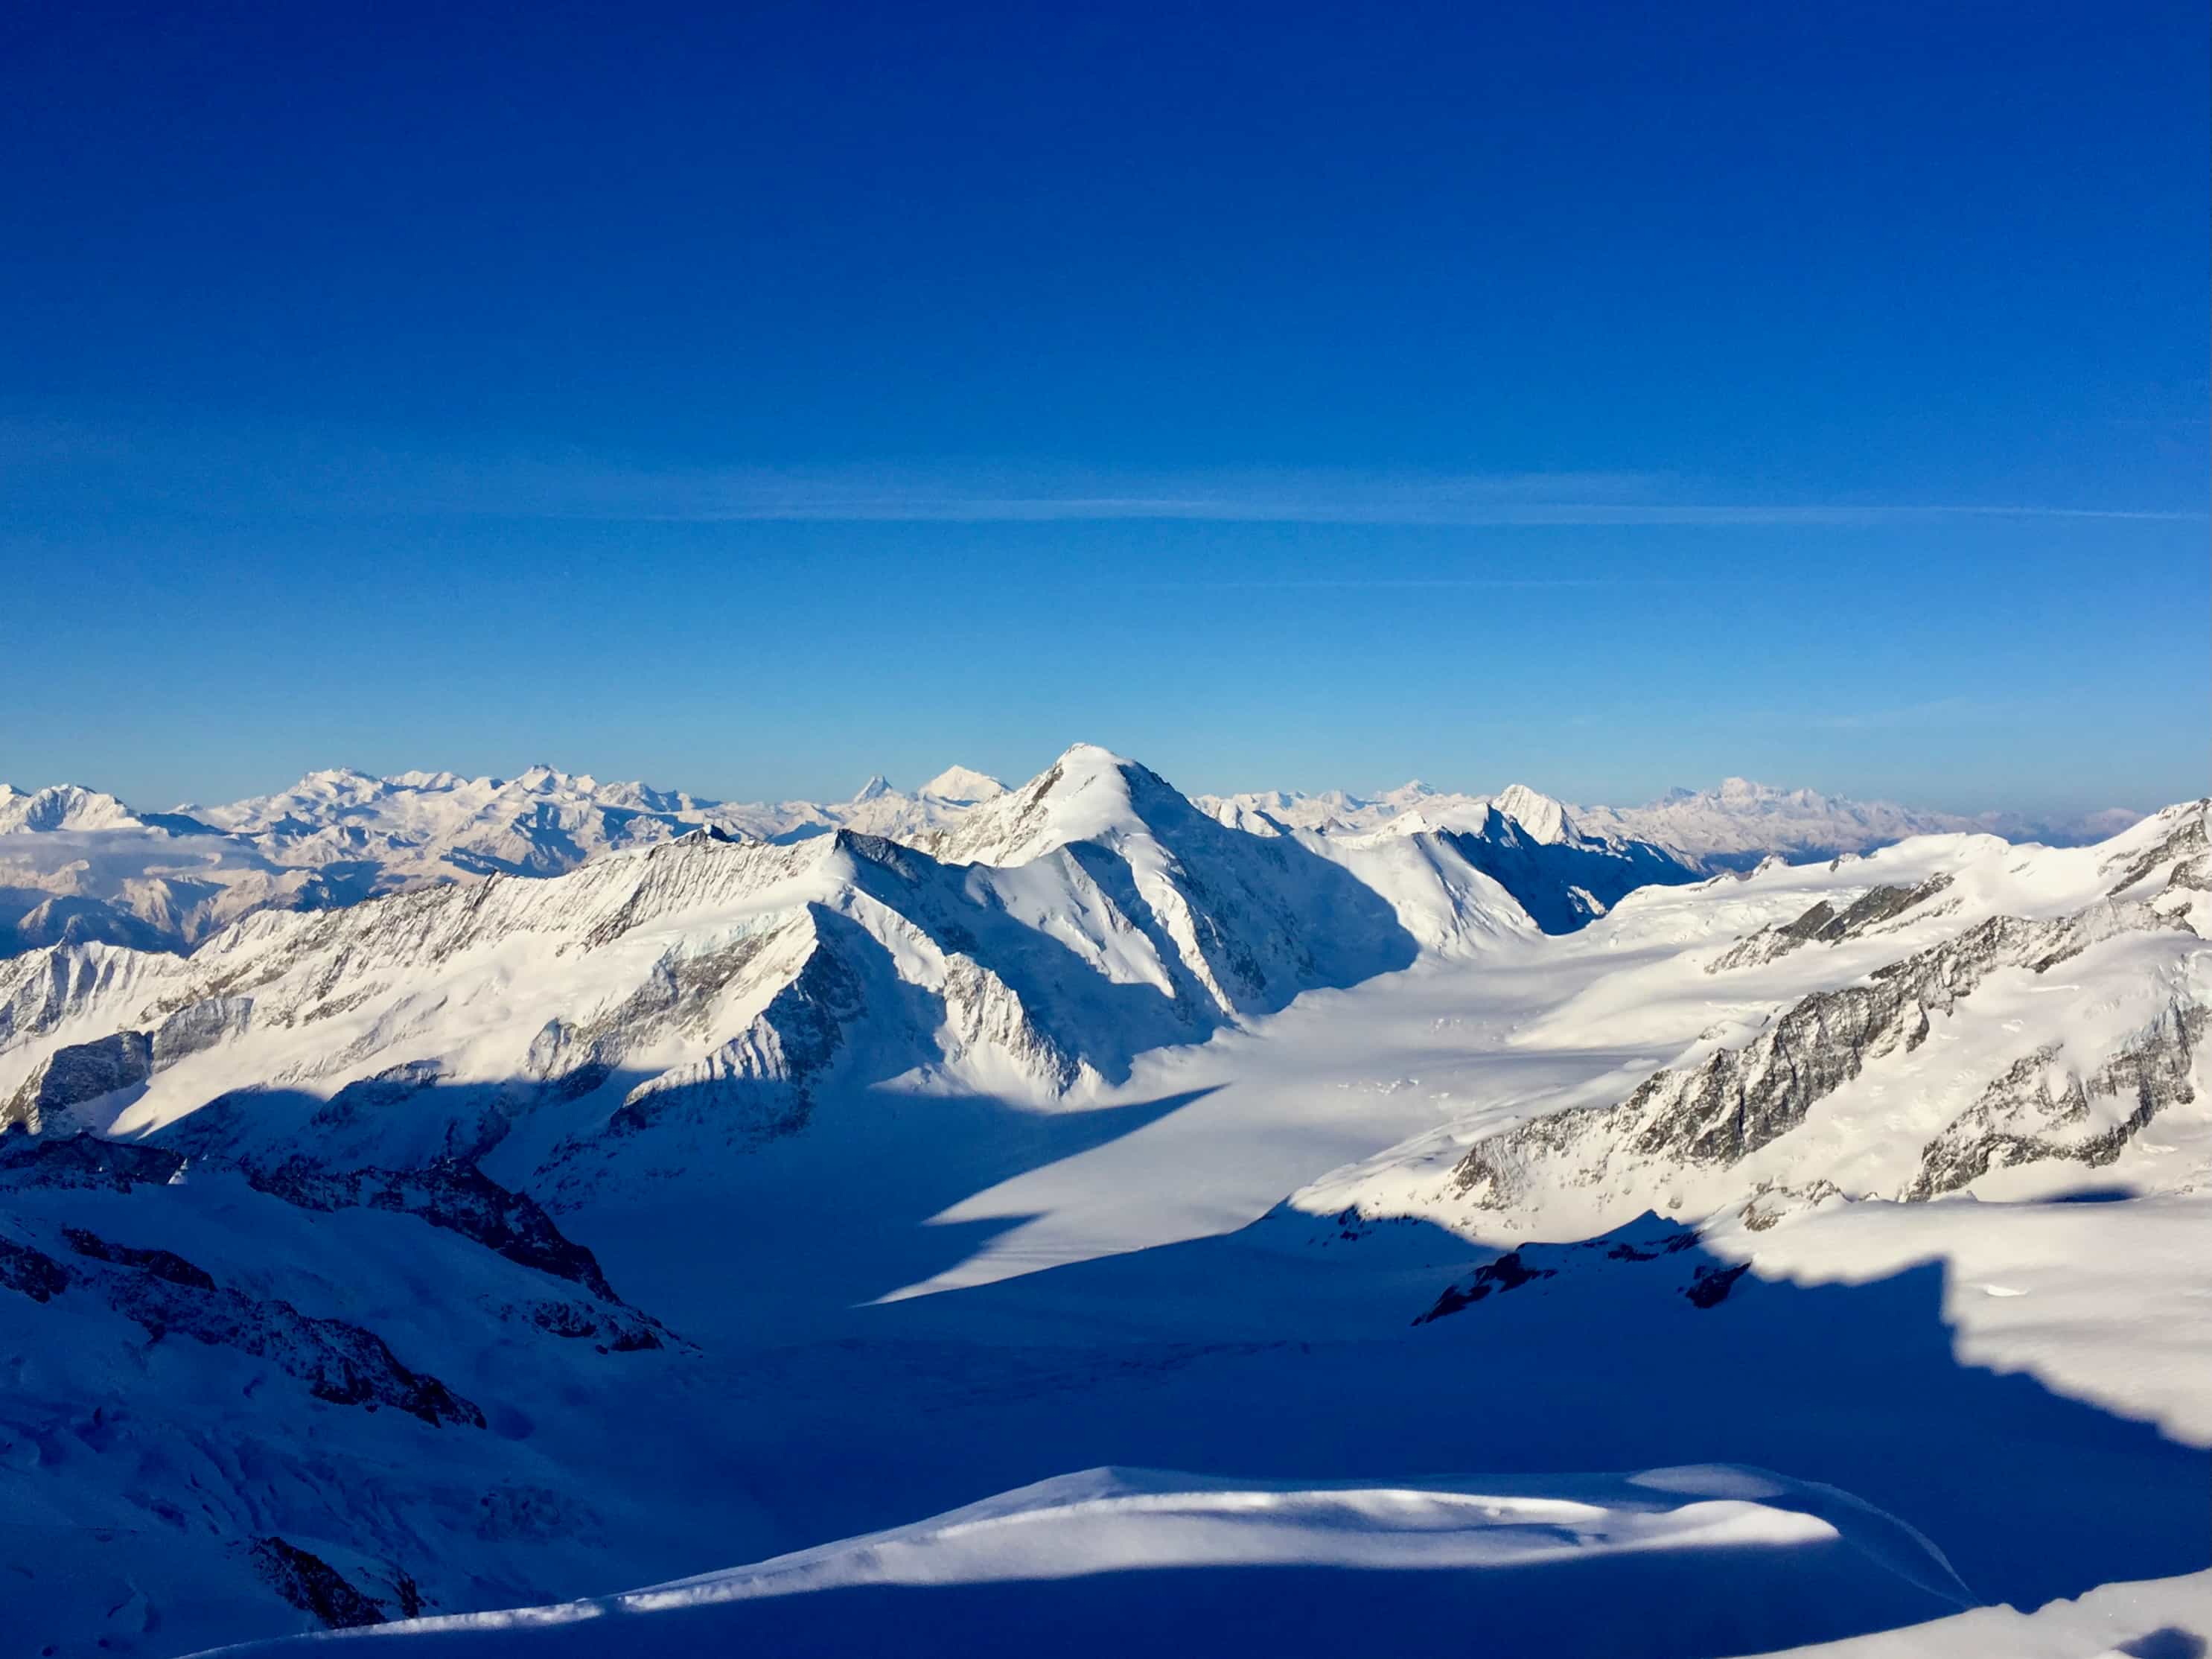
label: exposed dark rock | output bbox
[1907,1004,2207,1200]
[525,1299,664,1350]
[1684,1263,1751,1308]
[0,1234,70,1302]
[63,1226,217,1290]
[1605,1228,1703,1262]
[1451,899,2189,1210]
[81,1255,483,1427]
[1412,1216,1744,1324]
[1709,875,1954,972]
[249,1537,386,1629]
[0,1131,185,1193]
[250,1156,623,1303]
[150,996,254,1070]
[1412,1249,1555,1325]
[4,1030,153,1130]
[2103,804,2209,897]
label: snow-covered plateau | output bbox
[0,747,2202,1657]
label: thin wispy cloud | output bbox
[6,415,2204,526]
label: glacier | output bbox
[0,748,2202,1658]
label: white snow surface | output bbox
[0,754,2202,1658]
[2,759,2135,958]
[188,1465,1977,1658]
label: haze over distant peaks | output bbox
[0,751,2146,959]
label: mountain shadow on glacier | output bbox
[839,1215,2208,1617]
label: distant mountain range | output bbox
[0,746,2200,1653]
[1196,777,2139,867]
[0,765,2140,959]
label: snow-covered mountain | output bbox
[1199,776,2142,868]
[1575,777,2141,867]
[2,760,2133,961]
[1276,800,2211,1256]
[1,754,2203,1658]
[0,747,1669,1192]
[0,765,1013,959]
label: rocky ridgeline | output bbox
[1442,806,2211,1225]
[0,1219,482,1426]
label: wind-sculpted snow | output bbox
[1,771,2204,1658]
[186,1465,1977,1659]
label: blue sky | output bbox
[3,1,2204,812]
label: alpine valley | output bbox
[1,748,2204,1658]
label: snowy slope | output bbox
[0,748,1564,1201]
[0,765,1013,959]
[189,1465,1977,1659]
[1199,776,2141,867]
[1275,801,2211,1253]
[0,767,2203,1658]
[9,758,2120,961]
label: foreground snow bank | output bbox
[1755,1569,2211,1657]
[194,1465,1973,1658]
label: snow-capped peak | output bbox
[0,783,144,834]
[850,774,893,803]
[917,765,1007,804]
[1491,783,1576,845]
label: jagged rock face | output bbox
[1709,875,1954,972]
[4,1028,153,1131]
[1450,898,2194,1214]
[151,994,253,1069]
[249,1157,630,1305]
[0,1130,185,1191]
[0,1218,483,1426]
[0,941,175,1051]
[1412,1215,1743,1325]
[1431,808,1698,934]
[1906,1002,2208,1200]
[251,1538,391,1629]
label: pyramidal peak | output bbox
[1492,783,1576,845]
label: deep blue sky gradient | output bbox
[3,1,2205,811]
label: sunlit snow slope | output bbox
[0,753,2202,1658]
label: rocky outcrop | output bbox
[0,1232,70,1302]
[250,1157,625,1304]
[249,1538,388,1629]
[4,1030,153,1130]
[1,1215,482,1424]
[1412,1249,1556,1323]
[150,995,254,1069]
[0,1130,185,1192]
[1412,1216,1742,1325]
[2103,802,2208,896]
[63,1225,217,1289]
[1709,875,1954,972]
[1449,899,2190,1211]
[1907,1003,2207,1199]
[46,1223,482,1426]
